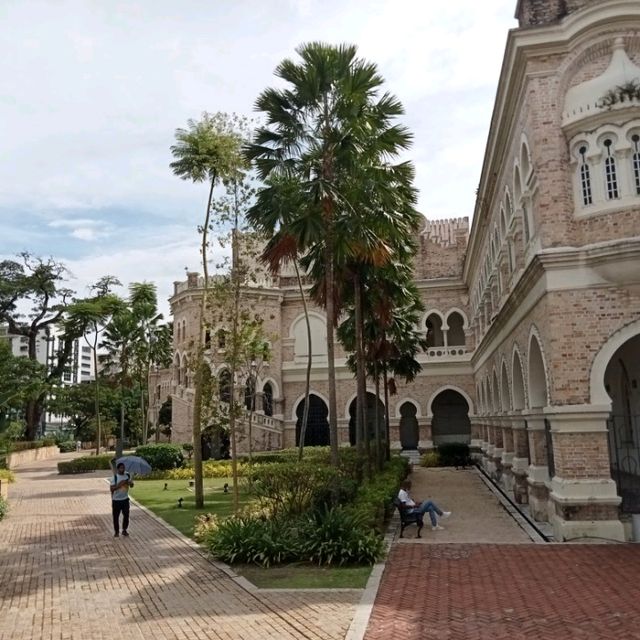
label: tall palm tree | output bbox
[246,42,417,466]
[170,112,245,508]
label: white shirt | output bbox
[398,488,416,508]
[110,473,131,501]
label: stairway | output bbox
[399,449,421,466]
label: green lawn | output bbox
[131,477,247,538]
[237,564,372,589]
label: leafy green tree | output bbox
[0,254,114,439]
[64,277,122,454]
[247,42,418,466]
[170,112,246,508]
[0,340,47,430]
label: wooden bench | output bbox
[393,497,423,538]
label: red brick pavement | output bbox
[364,543,640,640]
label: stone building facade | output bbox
[165,0,640,542]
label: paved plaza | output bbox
[2,457,639,640]
[0,457,359,640]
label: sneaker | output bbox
[432,525,445,531]
[113,532,119,538]
[441,511,451,519]
[122,530,129,537]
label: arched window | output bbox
[603,138,619,200]
[219,369,231,403]
[244,377,255,411]
[263,382,273,416]
[632,134,640,195]
[447,312,466,346]
[425,313,444,348]
[217,329,226,350]
[579,145,593,206]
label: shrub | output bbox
[57,455,113,474]
[203,515,299,567]
[0,496,8,521]
[57,441,76,453]
[421,451,441,467]
[247,462,348,517]
[135,444,184,470]
[299,507,384,566]
[437,443,471,467]
[348,456,409,532]
[182,443,194,460]
[0,469,16,483]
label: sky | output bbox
[0,0,517,316]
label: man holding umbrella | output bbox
[110,461,134,537]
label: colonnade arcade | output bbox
[474,326,630,541]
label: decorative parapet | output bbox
[422,217,470,248]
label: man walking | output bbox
[110,462,133,537]
[398,479,451,531]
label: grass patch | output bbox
[237,563,371,589]
[132,478,247,538]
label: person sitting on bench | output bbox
[397,479,451,531]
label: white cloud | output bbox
[0,0,517,294]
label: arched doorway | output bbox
[348,393,385,446]
[399,402,419,449]
[604,334,640,512]
[431,389,471,445]
[295,394,329,447]
[262,382,273,416]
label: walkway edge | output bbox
[344,515,398,640]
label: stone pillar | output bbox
[492,421,504,483]
[419,418,433,450]
[501,418,515,493]
[544,405,624,542]
[389,418,401,452]
[523,411,550,521]
[511,411,530,504]
[485,418,496,475]
[470,417,483,462]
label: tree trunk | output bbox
[295,261,312,462]
[91,330,101,456]
[24,397,43,440]
[192,172,217,509]
[383,364,391,462]
[374,363,382,471]
[324,207,339,467]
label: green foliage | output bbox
[347,456,409,532]
[203,508,384,568]
[0,495,8,520]
[57,455,113,474]
[0,469,16,483]
[203,515,297,567]
[57,441,76,453]
[135,443,184,470]
[299,507,385,566]
[247,462,350,517]
[421,451,441,467]
[437,442,471,467]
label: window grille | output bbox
[579,146,592,205]
[604,139,619,200]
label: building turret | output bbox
[515,0,602,27]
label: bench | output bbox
[393,497,423,538]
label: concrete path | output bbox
[400,467,534,543]
[0,456,359,640]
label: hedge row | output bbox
[57,455,113,474]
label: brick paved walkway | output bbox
[363,543,640,640]
[0,457,359,640]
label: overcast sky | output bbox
[0,0,517,316]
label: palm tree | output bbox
[170,112,245,508]
[246,42,417,466]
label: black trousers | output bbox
[112,498,130,533]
